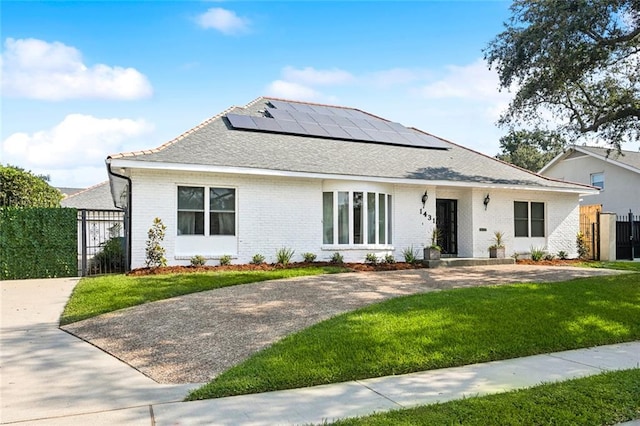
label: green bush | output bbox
[402,246,419,264]
[577,232,589,259]
[275,247,295,265]
[145,218,167,268]
[251,254,265,265]
[301,252,317,263]
[190,255,206,266]
[383,254,396,264]
[91,237,125,273]
[0,207,77,279]
[219,255,232,266]
[558,250,568,260]
[330,252,344,264]
[530,246,546,261]
[365,253,378,264]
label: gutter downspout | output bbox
[106,157,132,272]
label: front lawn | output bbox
[332,369,640,425]
[582,261,640,272]
[187,273,640,400]
[60,266,347,325]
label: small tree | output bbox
[0,164,62,207]
[145,217,167,268]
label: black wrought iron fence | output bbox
[616,211,640,260]
[77,209,127,276]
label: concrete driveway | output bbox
[0,278,195,425]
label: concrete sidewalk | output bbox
[2,277,639,425]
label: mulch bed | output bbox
[129,259,591,277]
[128,261,427,276]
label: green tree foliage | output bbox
[145,217,167,268]
[485,0,640,150]
[0,164,62,207]
[496,129,566,172]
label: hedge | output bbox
[0,207,77,280]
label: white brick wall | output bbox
[127,169,581,267]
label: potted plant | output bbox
[488,231,506,258]
[424,228,442,260]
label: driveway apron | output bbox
[0,278,195,424]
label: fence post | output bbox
[599,213,617,261]
[629,210,634,261]
[81,209,87,276]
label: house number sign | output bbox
[419,208,437,224]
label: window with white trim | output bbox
[178,186,236,236]
[514,201,545,238]
[323,191,392,245]
[590,172,604,189]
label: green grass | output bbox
[60,266,347,325]
[331,369,640,425]
[581,260,640,272]
[187,273,640,400]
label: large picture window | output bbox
[323,190,392,245]
[514,201,545,238]
[178,186,236,236]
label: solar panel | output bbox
[227,101,450,150]
[227,114,258,129]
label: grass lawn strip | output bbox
[331,368,640,425]
[187,273,640,400]
[60,266,346,325]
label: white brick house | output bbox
[106,97,596,268]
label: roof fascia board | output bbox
[109,158,597,195]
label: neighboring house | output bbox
[540,146,640,216]
[106,97,596,268]
[57,187,85,198]
[61,181,117,210]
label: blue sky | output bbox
[2,1,531,187]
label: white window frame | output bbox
[322,190,392,247]
[175,185,238,258]
[514,201,545,238]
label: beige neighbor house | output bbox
[106,97,597,268]
[540,145,640,217]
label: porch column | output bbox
[599,212,616,261]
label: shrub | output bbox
[91,237,125,273]
[190,255,206,266]
[145,217,167,268]
[557,250,568,260]
[576,232,589,259]
[544,253,556,261]
[383,254,396,264]
[530,246,546,262]
[251,253,265,265]
[275,247,295,265]
[511,252,520,260]
[365,253,378,264]
[219,255,232,266]
[330,252,344,264]
[301,252,317,263]
[402,246,419,264]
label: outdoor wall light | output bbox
[421,190,429,207]
[484,194,491,210]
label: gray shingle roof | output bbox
[61,181,117,210]
[577,146,640,172]
[109,97,593,191]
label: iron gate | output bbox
[77,209,127,276]
[616,211,640,260]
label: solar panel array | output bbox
[226,100,450,150]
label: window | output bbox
[590,172,604,189]
[177,186,235,236]
[323,191,392,245]
[514,201,545,238]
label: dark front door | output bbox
[436,199,458,256]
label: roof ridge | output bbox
[261,96,395,123]
[576,144,640,155]
[109,105,239,159]
[63,180,109,199]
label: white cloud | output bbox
[420,58,511,102]
[196,8,250,35]
[281,66,354,86]
[1,38,153,101]
[2,114,153,186]
[265,80,325,102]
